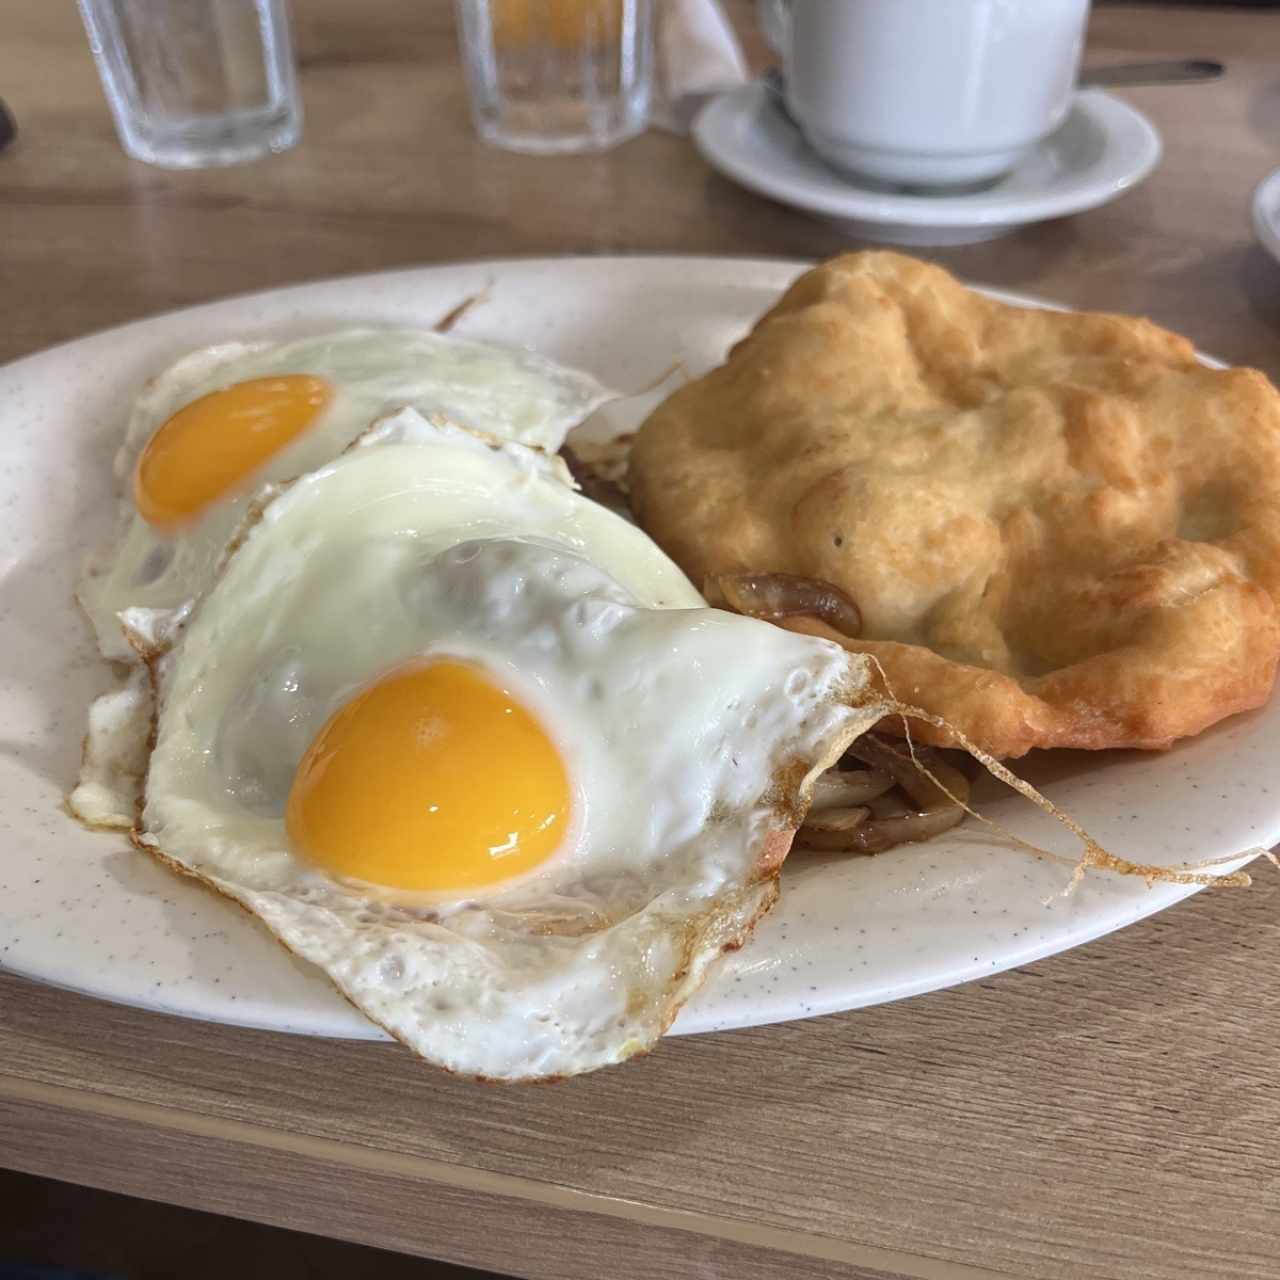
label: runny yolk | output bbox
[133,375,333,530]
[285,660,571,894]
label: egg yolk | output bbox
[134,375,333,530]
[285,660,571,894]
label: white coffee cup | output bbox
[757,0,1091,189]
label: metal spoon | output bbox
[1078,58,1223,87]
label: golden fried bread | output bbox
[628,252,1280,757]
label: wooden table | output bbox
[3,4,1279,1278]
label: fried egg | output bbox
[70,330,610,829]
[135,412,883,1079]
[78,327,611,659]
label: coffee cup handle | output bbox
[755,0,791,57]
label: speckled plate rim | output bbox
[693,84,1162,229]
[0,255,1268,1046]
[1252,167,1280,266]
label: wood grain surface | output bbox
[3,4,1280,1279]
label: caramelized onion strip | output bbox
[798,737,971,855]
[809,768,894,809]
[795,806,871,851]
[704,572,862,639]
[846,736,971,816]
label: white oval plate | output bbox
[694,84,1161,246]
[1253,167,1280,265]
[0,256,1270,1042]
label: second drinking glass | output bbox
[455,0,653,154]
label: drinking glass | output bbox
[455,0,653,154]
[78,0,303,169]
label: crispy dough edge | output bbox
[780,617,1280,759]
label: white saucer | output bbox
[694,83,1162,247]
[1252,167,1280,264]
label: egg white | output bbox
[136,413,883,1080]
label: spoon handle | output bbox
[1078,58,1224,88]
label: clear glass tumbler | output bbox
[455,0,653,154]
[78,0,302,169]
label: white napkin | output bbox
[652,0,750,134]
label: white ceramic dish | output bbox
[1253,167,1280,265]
[0,256,1269,1043]
[693,84,1161,246]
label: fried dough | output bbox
[628,252,1280,757]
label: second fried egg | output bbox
[135,413,883,1079]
